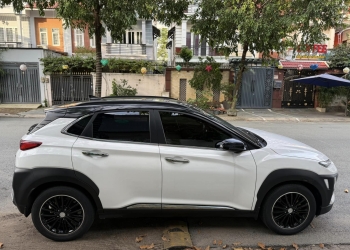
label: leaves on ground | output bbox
[139,243,154,249]
[0,242,3,249]
[213,240,217,245]
[136,235,146,243]
[279,248,287,250]
[193,247,202,250]
[233,242,242,246]
[222,244,227,249]
[345,189,349,193]
[319,243,325,248]
[310,223,315,228]
[292,243,299,250]
[258,242,266,249]
[205,246,210,250]
[233,247,243,250]
[217,240,223,246]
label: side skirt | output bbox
[98,204,256,219]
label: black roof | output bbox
[47,96,202,118]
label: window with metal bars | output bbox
[179,79,187,101]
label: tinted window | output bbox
[92,111,150,143]
[159,112,231,148]
[67,115,92,136]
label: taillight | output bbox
[20,140,42,151]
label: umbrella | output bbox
[291,73,350,87]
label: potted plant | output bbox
[179,47,193,68]
[220,82,235,110]
[316,87,337,112]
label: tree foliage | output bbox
[157,28,168,61]
[110,79,137,96]
[328,44,350,68]
[179,46,193,63]
[189,57,222,91]
[190,0,349,111]
[4,0,190,96]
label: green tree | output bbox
[157,28,168,61]
[189,56,222,91]
[190,0,348,112]
[179,46,193,66]
[4,0,190,97]
[328,44,350,68]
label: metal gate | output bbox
[282,72,315,108]
[0,62,41,103]
[237,68,274,108]
[51,74,93,105]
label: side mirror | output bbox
[216,138,246,153]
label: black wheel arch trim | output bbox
[254,169,337,217]
[12,167,103,217]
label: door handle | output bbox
[165,157,190,163]
[82,151,109,157]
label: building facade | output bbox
[0,5,159,60]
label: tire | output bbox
[261,184,316,235]
[31,186,95,241]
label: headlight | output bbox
[319,159,331,168]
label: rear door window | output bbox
[92,111,150,143]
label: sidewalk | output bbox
[1,105,350,122]
[218,108,350,122]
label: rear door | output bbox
[71,110,162,209]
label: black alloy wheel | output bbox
[39,195,84,235]
[271,192,310,229]
[261,184,316,235]
[31,186,95,241]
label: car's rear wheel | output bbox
[261,184,316,235]
[31,186,95,241]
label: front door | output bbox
[237,68,274,109]
[282,74,315,108]
[71,110,161,209]
[157,111,257,210]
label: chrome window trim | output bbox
[76,135,158,146]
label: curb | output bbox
[0,113,45,118]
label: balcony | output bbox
[103,43,147,59]
[180,45,223,57]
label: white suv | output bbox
[12,97,338,241]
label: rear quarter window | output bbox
[66,115,93,136]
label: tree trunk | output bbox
[94,4,102,97]
[230,43,249,112]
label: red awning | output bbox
[279,61,329,69]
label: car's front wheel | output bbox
[261,184,316,235]
[31,186,95,241]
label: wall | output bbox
[168,69,229,102]
[34,17,64,52]
[91,73,166,97]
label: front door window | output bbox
[159,112,231,148]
